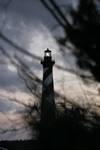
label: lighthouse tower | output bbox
[41,49,56,126]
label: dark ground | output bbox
[0,140,38,150]
[0,106,100,150]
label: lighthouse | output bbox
[41,49,56,127]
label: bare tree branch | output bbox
[0,32,41,60]
[40,0,66,28]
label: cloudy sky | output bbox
[0,0,100,140]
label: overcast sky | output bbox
[0,0,100,140]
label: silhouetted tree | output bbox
[0,1,100,148]
[41,0,100,81]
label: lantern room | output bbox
[44,48,51,57]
